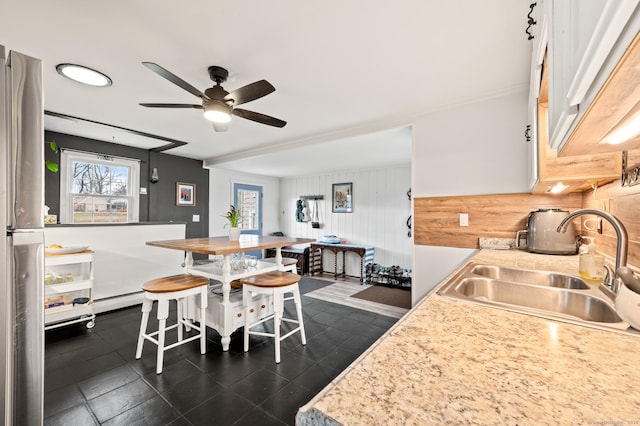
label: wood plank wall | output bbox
[279,165,412,270]
[414,193,582,248]
[582,180,640,268]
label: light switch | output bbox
[459,213,469,227]
[192,215,200,222]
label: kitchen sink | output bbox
[454,277,620,323]
[437,262,635,333]
[469,265,590,289]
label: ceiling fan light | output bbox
[212,122,229,132]
[203,101,231,123]
[56,63,112,87]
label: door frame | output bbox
[233,182,263,258]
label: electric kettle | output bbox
[516,208,579,255]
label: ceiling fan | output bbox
[139,62,286,132]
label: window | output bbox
[59,150,140,224]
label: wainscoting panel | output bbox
[279,165,412,272]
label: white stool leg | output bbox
[284,263,297,273]
[177,298,184,342]
[182,296,192,332]
[136,297,152,359]
[199,287,207,355]
[273,289,284,364]
[293,286,307,345]
[243,285,251,353]
[156,298,169,374]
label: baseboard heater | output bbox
[93,291,144,314]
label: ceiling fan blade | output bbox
[139,103,203,109]
[233,108,286,128]
[225,80,275,106]
[142,62,208,100]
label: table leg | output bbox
[221,254,232,351]
[275,247,283,270]
[342,251,347,279]
[221,255,231,304]
[360,257,364,284]
[334,251,338,280]
[221,335,231,351]
[311,248,319,276]
[184,252,194,268]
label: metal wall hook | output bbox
[622,151,640,187]
[526,3,537,40]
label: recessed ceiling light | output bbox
[547,182,569,194]
[56,63,112,87]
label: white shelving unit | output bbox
[44,250,96,330]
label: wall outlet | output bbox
[459,213,469,227]
[139,187,147,195]
[192,215,200,222]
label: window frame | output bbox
[59,150,140,224]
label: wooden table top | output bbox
[146,235,315,255]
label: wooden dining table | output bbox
[146,235,315,351]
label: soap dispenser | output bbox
[579,237,605,283]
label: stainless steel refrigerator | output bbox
[1,45,45,425]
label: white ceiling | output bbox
[1,0,531,177]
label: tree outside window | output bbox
[59,151,140,224]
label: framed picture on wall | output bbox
[176,182,196,206]
[332,182,352,213]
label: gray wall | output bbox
[44,131,209,239]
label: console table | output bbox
[264,246,310,275]
[309,242,374,283]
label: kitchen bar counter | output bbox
[296,250,640,425]
[45,221,185,227]
[45,223,186,313]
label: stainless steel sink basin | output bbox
[455,277,620,323]
[470,265,590,289]
[437,262,634,334]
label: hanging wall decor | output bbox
[332,182,352,213]
[176,182,196,206]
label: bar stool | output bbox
[262,256,298,273]
[240,271,306,363]
[136,274,209,374]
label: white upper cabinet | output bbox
[527,0,548,190]
[547,0,640,151]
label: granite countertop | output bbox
[296,250,640,425]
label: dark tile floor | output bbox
[44,277,398,426]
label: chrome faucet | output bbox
[556,209,628,292]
